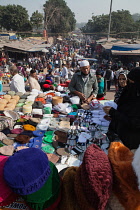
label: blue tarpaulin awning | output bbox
[111,44,140,51]
[9,35,17,40]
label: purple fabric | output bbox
[4,148,51,195]
[20,131,33,137]
[11,129,24,134]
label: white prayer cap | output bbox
[80,60,90,67]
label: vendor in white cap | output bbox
[68,60,98,103]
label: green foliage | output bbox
[0,6,5,29]
[30,10,43,29]
[132,13,140,22]
[0,4,32,31]
[81,10,139,38]
[111,10,135,33]
[44,0,76,34]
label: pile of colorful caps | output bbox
[0,148,61,210]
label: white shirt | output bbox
[28,76,41,91]
[10,74,25,94]
[61,66,68,79]
[26,67,32,73]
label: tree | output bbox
[132,13,140,22]
[1,4,32,31]
[43,0,76,34]
[0,6,5,29]
[81,10,137,38]
[111,10,135,34]
[30,10,43,30]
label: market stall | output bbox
[0,85,116,209]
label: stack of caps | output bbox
[37,118,51,130]
[3,148,61,210]
[23,105,32,114]
[42,131,55,154]
[0,94,24,111]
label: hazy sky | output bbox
[0,0,140,23]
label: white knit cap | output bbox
[80,60,90,67]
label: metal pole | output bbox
[107,0,113,40]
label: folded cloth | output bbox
[14,107,22,112]
[14,125,23,129]
[2,138,14,145]
[32,101,43,109]
[3,148,51,196]
[23,119,38,127]
[32,114,43,119]
[0,132,9,141]
[16,103,24,107]
[18,99,26,103]
[29,137,42,149]
[7,134,18,138]
[1,128,11,135]
[14,142,28,149]
[46,153,60,164]
[0,145,14,156]
[33,130,45,137]
[35,97,46,104]
[20,130,33,137]
[54,130,67,143]
[11,128,24,134]
[30,117,41,124]
[42,144,55,154]
[16,92,23,97]
[15,135,30,144]
[56,148,70,156]
[16,146,29,151]
[43,136,53,144]
[24,92,30,96]
[32,109,43,115]
[38,93,47,99]
[0,156,19,207]
[8,91,15,96]
[44,131,54,136]
[20,94,27,99]
[23,124,36,131]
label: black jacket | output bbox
[109,100,140,149]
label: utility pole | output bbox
[107,0,113,41]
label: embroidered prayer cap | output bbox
[4,148,51,195]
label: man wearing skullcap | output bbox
[9,66,25,94]
[68,60,98,103]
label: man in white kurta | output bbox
[10,66,25,94]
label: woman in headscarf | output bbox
[114,71,127,104]
[103,67,140,149]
